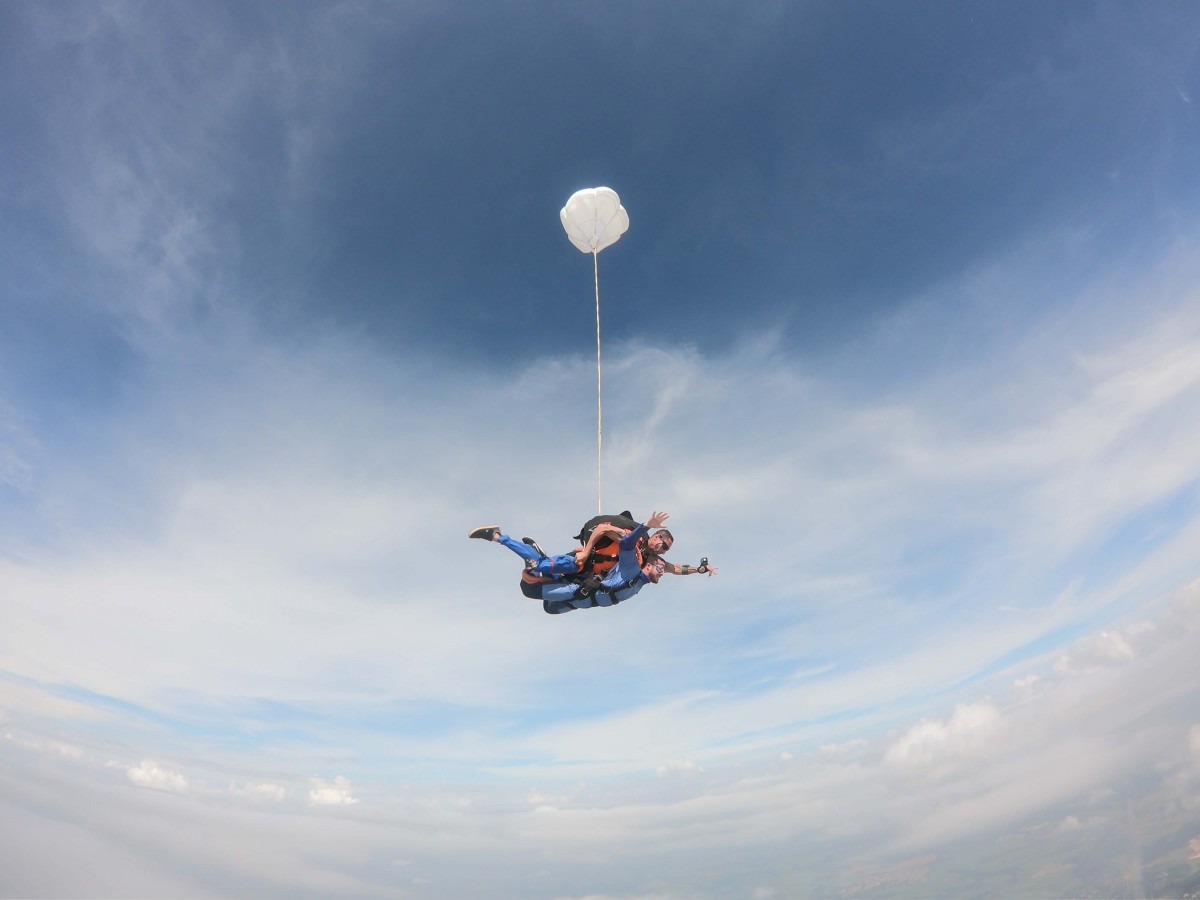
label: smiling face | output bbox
[648,529,673,554]
[643,558,666,583]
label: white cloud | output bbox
[127,760,188,793]
[656,758,704,777]
[4,732,84,760]
[820,739,867,758]
[1096,630,1138,662]
[884,702,1003,771]
[0,570,1196,896]
[308,776,358,807]
[527,784,587,809]
[230,781,287,802]
[1054,628,1139,675]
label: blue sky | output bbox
[3,1,1200,896]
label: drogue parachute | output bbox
[560,187,629,255]
[559,186,629,513]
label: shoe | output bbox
[468,525,500,541]
[522,537,547,557]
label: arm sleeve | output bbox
[619,522,649,551]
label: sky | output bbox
[2,1,1200,896]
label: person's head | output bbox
[647,528,673,555]
[643,558,666,583]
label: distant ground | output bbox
[807,783,1200,899]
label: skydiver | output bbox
[470,511,700,583]
[570,512,720,581]
[469,511,716,614]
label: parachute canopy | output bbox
[560,187,629,254]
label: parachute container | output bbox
[560,187,629,254]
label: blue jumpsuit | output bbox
[523,523,651,614]
[496,534,582,578]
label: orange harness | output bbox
[583,529,646,577]
[519,530,646,591]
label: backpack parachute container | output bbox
[573,510,642,578]
[573,511,638,543]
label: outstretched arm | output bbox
[663,560,718,577]
[613,511,670,557]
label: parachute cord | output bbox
[594,249,603,514]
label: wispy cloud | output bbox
[309,775,359,806]
[127,759,189,792]
[11,581,1194,893]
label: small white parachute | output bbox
[559,186,630,512]
[560,187,629,255]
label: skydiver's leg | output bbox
[527,552,581,578]
[497,534,580,577]
[496,533,542,563]
[519,577,582,609]
[540,581,605,614]
[528,579,578,613]
[538,581,581,602]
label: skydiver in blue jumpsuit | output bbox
[470,511,703,614]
